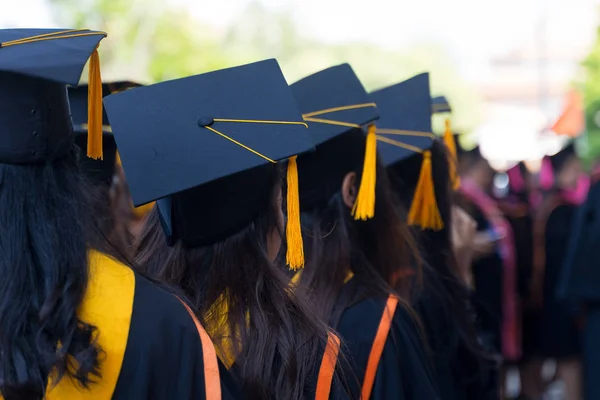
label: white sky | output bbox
[3,0,599,70]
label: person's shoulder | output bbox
[88,250,199,335]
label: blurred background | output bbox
[3,0,600,169]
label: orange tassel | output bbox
[443,118,460,190]
[408,150,443,231]
[286,156,304,269]
[87,47,103,160]
[352,124,377,220]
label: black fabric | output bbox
[415,267,499,400]
[105,59,314,246]
[290,63,378,148]
[0,74,73,164]
[457,196,503,355]
[558,181,600,302]
[330,281,440,400]
[370,73,434,167]
[583,303,600,400]
[113,273,243,399]
[297,128,366,212]
[104,59,313,207]
[169,163,276,247]
[539,203,582,358]
[0,28,105,164]
[74,133,116,184]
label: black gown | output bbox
[457,197,503,356]
[536,199,581,359]
[330,278,440,400]
[44,250,242,400]
[498,198,537,361]
[557,181,600,399]
[415,268,499,400]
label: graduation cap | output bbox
[290,63,379,220]
[104,59,313,269]
[431,96,452,114]
[370,73,443,230]
[0,28,106,164]
[431,95,460,190]
[69,82,139,184]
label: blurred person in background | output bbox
[496,162,540,400]
[532,143,588,400]
[376,82,498,400]
[557,159,600,400]
[456,144,521,398]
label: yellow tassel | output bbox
[132,202,155,220]
[87,47,103,160]
[115,151,122,167]
[408,150,444,231]
[352,124,377,220]
[286,156,304,270]
[443,118,460,190]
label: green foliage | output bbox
[580,27,600,164]
[47,0,482,133]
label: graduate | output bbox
[371,79,499,400]
[455,144,520,372]
[532,142,587,400]
[291,64,439,399]
[68,81,140,258]
[0,28,241,400]
[558,165,600,400]
[115,59,340,400]
[494,162,543,400]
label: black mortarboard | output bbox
[69,81,141,184]
[431,95,452,114]
[371,73,433,167]
[370,73,444,230]
[104,59,313,268]
[0,28,106,164]
[290,63,380,220]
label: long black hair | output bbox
[0,150,101,399]
[295,129,419,325]
[134,165,330,400]
[388,139,494,389]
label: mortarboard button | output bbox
[197,117,214,127]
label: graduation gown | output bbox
[416,269,499,400]
[533,195,581,359]
[497,196,538,361]
[557,180,600,399]
[44,250,241,400]
[331,278,440,400]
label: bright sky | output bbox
[3,0,599,71]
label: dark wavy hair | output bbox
[0,150,101,399]
[388,139,493,388]
[134,165,330,400]
[295,131,419,326]
[83,172,134,263]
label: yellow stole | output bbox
[47,251,135,399]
